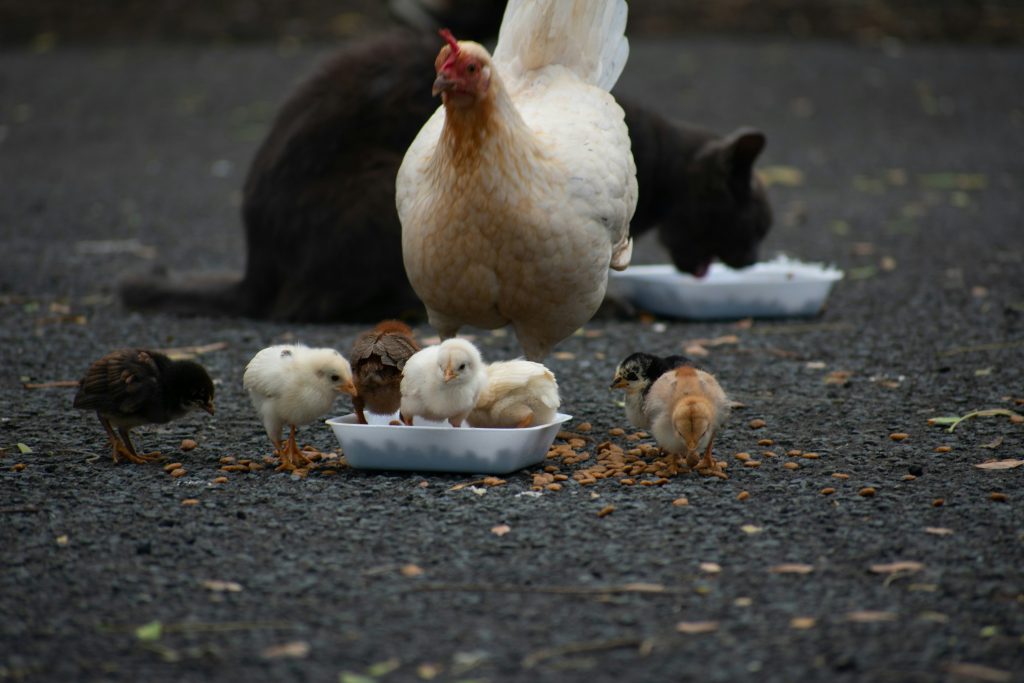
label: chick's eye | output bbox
[330,374,340,382]
[626,373,637,381]
[467,63,477,74]
[458,363,467,371]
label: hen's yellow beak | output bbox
[432,73,456,97]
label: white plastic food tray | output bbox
[610,256,843,319]
[325,412,572,474]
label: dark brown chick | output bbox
[349,320,420,423]
[73,349,215,464]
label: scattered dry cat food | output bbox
[934,446,951,453]
[743,460,761,468]
[608,427,626,436]
[181,498,199,506]
[482,476,506,487]
[801,452,820,460]
[180,439,198,451]
[575,422,592,432]
[672,497,689,506]
[170,468,187,478]
[734,452,751,462]
[820,487,835,495]
[220,464,248,473]
[783,462,800,470]
[902,474,917,481]
[762,450,777,458]
[832,473,850,480]
[219,456,236,464]
[545,483,562,492]
[597,504,616,518]
[11,463,26,472]
[757,438,774,447]
[787,450,803,457]
[932,498,944,507]
[858,487,877,497]
[619,478,636,486]
[737,491,750,501]
[248,462,264,472]
[990,492,1008,503]
[889,432,909,441]
[212,476,229,485]
[163,462,183,472]
[749,419,766,429]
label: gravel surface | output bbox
[1,35,1023,683]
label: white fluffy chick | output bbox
[399,338,486,427]
[244,344,356,471]
[645,365,730,478]
[467,360,560,428]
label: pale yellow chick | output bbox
[399,338,487,427]
[645,366,730,478]
[467,360,560,428]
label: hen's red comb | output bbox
[439,28,460,69]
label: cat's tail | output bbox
[118,270,251,318]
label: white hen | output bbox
[243,344,356,471]
[397,0,636,361]
[399,338,486,427]
[467,360,560,428]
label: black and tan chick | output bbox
[610,352,692,430]
[73,349,215,464]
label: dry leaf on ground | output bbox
[770,563,814,574]
[675,621,720,634]
[869,561,925,574]
[975,459,1023,470]
[261,641,310,659]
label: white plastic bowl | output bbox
[609,256,843,319]
[325,412,572,474]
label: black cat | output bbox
[120,30,771,322]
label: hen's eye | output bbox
[330,374,340,382]
[467,63,477,73]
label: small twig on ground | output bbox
[522,636,652,669]
[0,506,41,514]
[22,380,80,389]
[157,341,229,360]
[409,582,682,596]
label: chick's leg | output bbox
[99,416,128,464]
[112,423,163,464]
[696,439,727,479]
[276,425,310,471]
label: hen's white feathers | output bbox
[467,360,560,428]
[492,0,629,92]
[396,0,636,361]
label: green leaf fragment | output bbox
[16,443,32,454]
[135,620,163,641]
[367,659,401,677]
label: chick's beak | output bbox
[432,72,456,97]
[336,380,357,396]
[203,400,215,416]
[610,374,628,390]
[443,362,457,383]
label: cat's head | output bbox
[658,127,772,277]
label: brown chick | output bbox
[645,365,730,478]
[349,320,420,423]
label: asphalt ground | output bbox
[1,32,1023,683]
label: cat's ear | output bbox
[723,127,766,173]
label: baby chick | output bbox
[645,365,730,478]
[610,352,692,430]
[349,320,421,424]
[73,348,215,464]
[467,360,560,428]
[244,344,356,471]
[399,338,486,427]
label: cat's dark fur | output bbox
[120,31,771,322]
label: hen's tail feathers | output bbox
[119,271,246,318]
[491,0,629,91]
